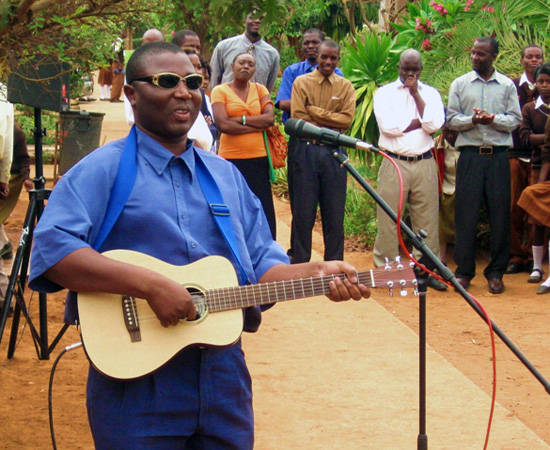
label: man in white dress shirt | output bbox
[373,49,446,289]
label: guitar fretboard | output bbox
[204,270,381,313]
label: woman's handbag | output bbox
[264,125,288,169]
[254,83,288,173]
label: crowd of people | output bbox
[25,13,370,450]
[0,9,545,448]
[152,19,550,298]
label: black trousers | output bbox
[454,150,511,280]
[287,140,347,263]
[227,157,276,240]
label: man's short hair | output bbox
[476,36,499,55]
[521,44,543,59]
[399,48,422,65]
[319,39,339,54]
[303,28,325,41]
[126,42,184,84]
[172,29,198,48]
[142,28,164,44]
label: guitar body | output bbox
[77,250,416,380]
[78,250,243,380]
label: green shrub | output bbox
[15,105,57,146]
[343,157,381,249]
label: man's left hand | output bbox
[319,261,370,302]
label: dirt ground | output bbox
[0,183,548,449]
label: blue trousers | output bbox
[87,342,254,449]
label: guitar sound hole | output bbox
[188,288,207,322]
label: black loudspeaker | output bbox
[7,57,71,112]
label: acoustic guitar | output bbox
[78,249,417,380]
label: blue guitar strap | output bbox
[92,125,138,251]
[194,155,249,286]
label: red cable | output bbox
[379,151,497,449]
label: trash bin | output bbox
[58,110,105,175]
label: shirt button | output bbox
[181,214,185,219]
[191,242,197,248]
[176,182,180,187]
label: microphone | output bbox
[284,119,379,153]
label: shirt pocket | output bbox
[327,96,343,111]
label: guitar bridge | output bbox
[122,295,142,342]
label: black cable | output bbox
[48,342,82,450]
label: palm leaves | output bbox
[342,31,400,147]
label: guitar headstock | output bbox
[369,257,417,297]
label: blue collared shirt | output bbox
[275,60,344,123]
[29,128,288,293]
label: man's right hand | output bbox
[402,75,419,94]
[472,107,495,125]
[146,279,197,328]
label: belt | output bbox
[459,145,509,154]
[385,149,433,163]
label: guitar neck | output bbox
[205,270,376,313]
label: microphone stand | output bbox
[320,141,550,449]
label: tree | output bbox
[0,1,157,81]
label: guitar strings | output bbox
[126,268,412,325]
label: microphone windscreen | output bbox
[284,119,322,140]
[284,118,301,137]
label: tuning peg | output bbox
[399,279,408,296]
[386,280,394,296]
[395,256,404,270]
[384,257,391,271]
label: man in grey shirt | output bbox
[209,12,280,92]
[447,36,522,294]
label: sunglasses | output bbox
[130,73,204,90]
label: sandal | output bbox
[528,268,543,283]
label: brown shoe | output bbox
[455,277,470,290]
[488,278,505,294]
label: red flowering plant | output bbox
[392,0,478,51]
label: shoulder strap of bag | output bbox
[254,83,276,183]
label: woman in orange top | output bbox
[211,52,276,238]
